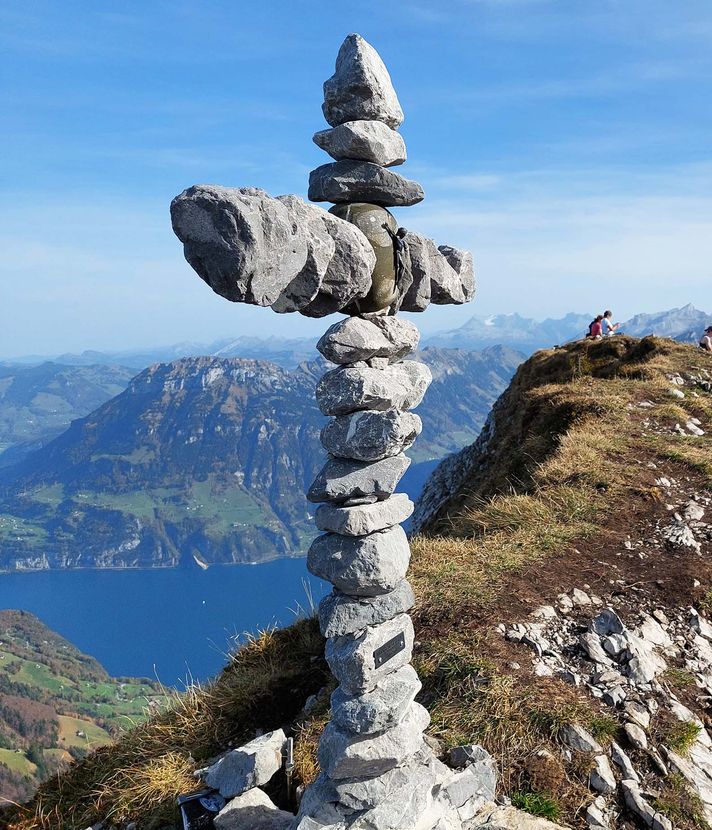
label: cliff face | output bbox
[0,348,521,571]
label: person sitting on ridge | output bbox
[700,326,712,352]
[587,315,604,339]
[601,310,621,336]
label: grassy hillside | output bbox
[2,336,711,830]
[0,611,168,806]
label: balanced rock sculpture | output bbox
[172,31,487,830]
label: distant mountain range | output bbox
[0,347,521,571]
[6,305,707,371]
[427,304,710,354]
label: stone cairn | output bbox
[171,33,488,830]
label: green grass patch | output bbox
[511,791,561,820]
[0,748,37,776]
[662,720,702,755]
[57,716,112,750]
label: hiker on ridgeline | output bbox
[601,310,621,336]
[700,326,712,352]
[587,315,604,340]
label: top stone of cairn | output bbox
[323,34,404,129]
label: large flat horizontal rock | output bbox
[321,409,421,461]
[317,701,429,779]
[332,747,433,809]
[214,787,293,830]
[322,34,404,129]
[202,729,285,798]
[331,664,422,734]
[318,580,415,637]
[314,120,406,167]
[325,613,415,695]
[316,361,432,416]
[307,526,410,596]
[170,186,375,317]
[315,493,414,536]
[307,453,411,504]
[317,316,420,365]
[309,160,424,207]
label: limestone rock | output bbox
[321,410,422,461]
[437,245,476,304]
[471,804,567,830]
[441,752,496,814]
[171,186,375,316]
[202,729,285,798]
[316,361,432,416]
[560,724,603,753]
[449,744,494,770]
[322,34,404,129]
[331,664,422,734]
[307,454,411,503]
[214,788,293,830]
[313,120,407,167]
[309,160,424,207]
[308,526,410,596]
[325,613,415,694]
[589,755,616,794]
[315,493,414,536]
[317,702,429,778]
[621,780,672,830]
[398,232,460,312]
[319,580,416,638]
[317,316,420,365]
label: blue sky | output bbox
[1,0,711,356]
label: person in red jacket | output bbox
[587,315,604,339]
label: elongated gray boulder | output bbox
[201,729,285,798]
[325,614,415,695]
[314,120,407,166]
[321,410,421,461]
[307,526,410,596]
[309,160,424,207]
[316,361,432,416]
[307,453,411,503]
[317,316,420,364]
[315,493,413,536]
[332,665,421,737]
[171,186,375,314]
[319,580,415,637]
[322,34,404,129]
[332,747,433,809]
[438,245,476,304]
[317,701,429,779]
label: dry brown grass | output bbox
[4,336,710,829]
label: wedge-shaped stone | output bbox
[314,120,407,167]
[309,160,424,207]
[319,580,415,638]
[308,527,410,597]
[322,34,404,129]
[171,186,375,315]
[316,361,432,416]
[437,245,475,304]
[326,613,414,694]
[331,664,422,734]
[321,410,421,461]
[315,493,414,536]
[202,729,285,798]
[317,316,419,365]
[214,787,293,830]
[332,747,432,809]
[307,454,411,504]
[317,701,429,779]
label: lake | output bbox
[0,459,441,685]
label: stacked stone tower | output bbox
[171,33,487,830]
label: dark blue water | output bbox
[0,558,326,686]
[0,461,442,686]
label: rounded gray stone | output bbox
[317,316,420,365]
[320,409,421,461]
[307,453,411,504]
[331,664,422,735]
[316,361,432,416]
[313,120,407,167]
[307,526,410,596]
[325,614,415,696]
[322,34,404,129]
[315,492,414,536]
[318,579,416,638]
[309,160,424,207]
[317,701,429,779]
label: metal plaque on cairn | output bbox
[171,33,477,830]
